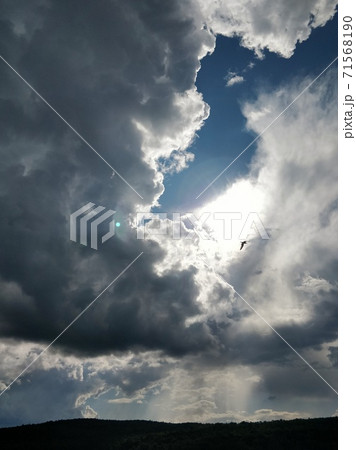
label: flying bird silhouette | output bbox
[240,240,247,250]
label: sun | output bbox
[194,179,267,253]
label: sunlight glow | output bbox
[195,179,267,255]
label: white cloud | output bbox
[194,70,337,329]
[81,405,98,418]
[134,88,210,176]
[196,0,337,57]
[225,72,245,87]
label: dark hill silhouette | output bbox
[0,416,337,449]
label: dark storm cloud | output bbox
[257,359,337,400]
[195,288,337,368]
[0,0,215,358]
[327,346,337,368]
[57,264,215,356]
[0,0,212,202]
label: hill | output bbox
[0,416,337,449]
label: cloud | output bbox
[0,340,177,426]
[190,70,337,403]
[0,0,217,357]
[225,71,244,87]
[196,0,337,57]
[327,346,338,368]
[82,405,98,418]
[0,1,217,425]
[134,69,338,416]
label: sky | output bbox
[0,0,338,427]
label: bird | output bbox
[110,170,115,179]
[240,240,247,250]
